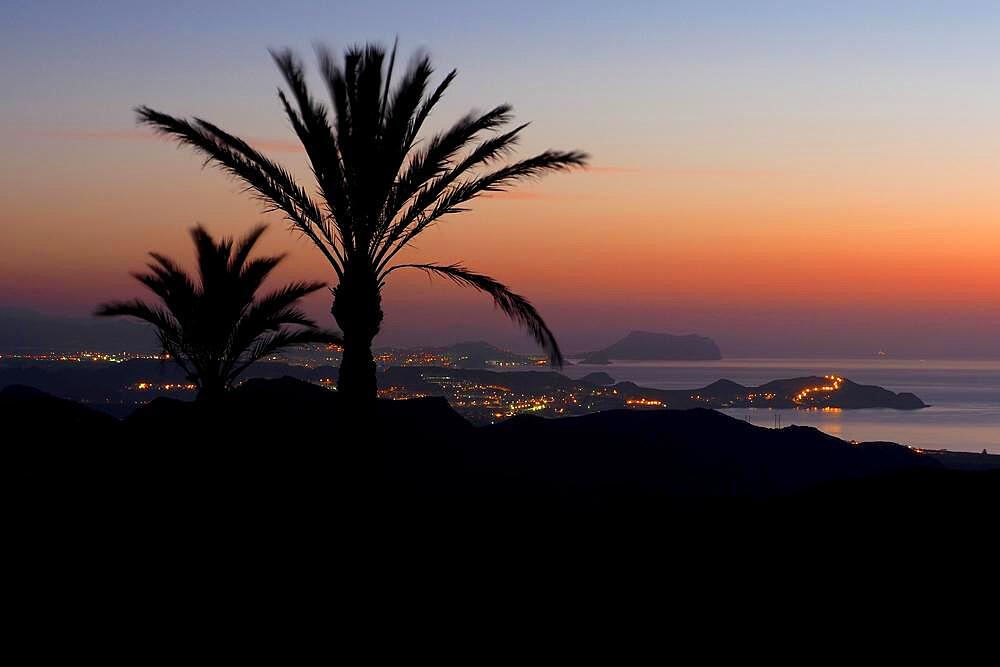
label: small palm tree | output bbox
[96,224,341,401]
[136,40,588,403]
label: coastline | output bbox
[560,357,1000,454]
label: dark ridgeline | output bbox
[95,225,340,401]
[6,376,995,626]
[3,374,996,591]
[136,40,588,405]
[2,378,996,531]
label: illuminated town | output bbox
[0,351,168,364]
[210,341,551,371]
[793,375,845,406]
[131,382,198,392]
[2,343,923,423]
[382,373,628,424]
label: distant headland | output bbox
[576,331,722,364]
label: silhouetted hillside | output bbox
[474,409,934,497]
[4,378,992,511]
[580,371,615,385]
[0,384,117,432]
[3,371,997,593]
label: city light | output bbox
[793,375,844,405]
[625,398,664,407]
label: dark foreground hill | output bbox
[4,377,994,519]
[4,376,997,634]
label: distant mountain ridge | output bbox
[0,307,157,352]
[578,331,722,363]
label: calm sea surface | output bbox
[560,358,1000,453]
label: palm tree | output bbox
[96,225,341,401]
[135,41,588,404]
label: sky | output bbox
[2,1,999,357]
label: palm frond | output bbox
[271,48,336,148]
[229,327,343,382]
[375,121,527,262]
[94,299,190,372]
[220,280,327,384]
[379,149,587,269]
[197,111,341,254]
[377,54,434,196]
[315,47,359,209]
[230,224,268,273]
[190,225,231,294]
[95,299,180,335]
[99,224,336,397]
[274,48,353,248]
[135,106,344,277]
[245,281,328,327]
[382,263,563,367]
[237,255,286,300]
[379,37,399,122]
[132,255,199,321]
[454,149,589,195]
[410,67,457,146]
[390,104,513,211]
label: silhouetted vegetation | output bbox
[136,40,588,403]
[95,225,340,400]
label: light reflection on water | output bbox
[560,358,1000,453]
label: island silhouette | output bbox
[578,331,723,363]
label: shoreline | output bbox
[919,449,1000,472]
[555,359,1000,455]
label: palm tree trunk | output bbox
[331,272,383,405]
[338,330,378,402]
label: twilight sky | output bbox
[2,1,999,357]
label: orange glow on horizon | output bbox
[6,86,1000,314]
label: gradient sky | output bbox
[2,1,999,356]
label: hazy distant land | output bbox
[0,307,156,353]
[0,310,725,366]
[577,331,723,364]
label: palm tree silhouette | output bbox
[96,225,341,401]
[135,41,588,403]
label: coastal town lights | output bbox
[625,398,664,407]
[793,375,844,405]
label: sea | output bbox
[560,358,1000,454]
